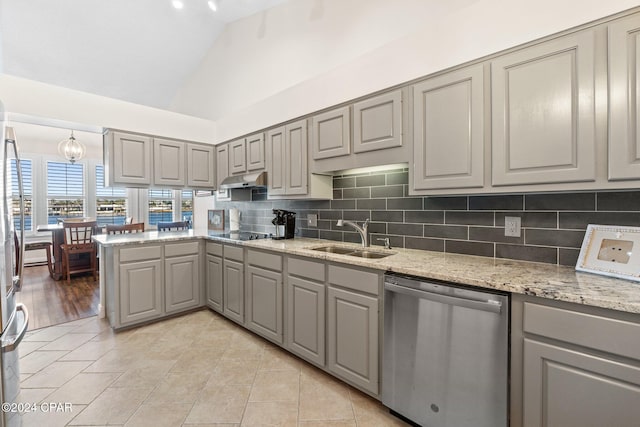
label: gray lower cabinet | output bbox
[246,265,283,343]
[223,259,244,323]
[206,254,223,313]
[164,253,200,314]
[119,258,163,325]
[286,275,325,366]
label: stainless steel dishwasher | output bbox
[382,273,509,427]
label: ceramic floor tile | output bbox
[248,370,300,403]
[207,358,260,386]
[258,347,303,372]
[68,386,153,425]
[46,372,121,405]
[16,387,55,404]
[110,359,177,388]
[298,370,354,422]
[146,372,210,404]
[20,350,68,374]
[185,384,250,424]
[349,390,410,426]
[19,340,49,358]
[59,339,117,361]
[39,333,97,351]
[21,361,92,389]
[169,347,225,373]
[23,326,78,342]
[123,401,192,427]
[82,349,147,373]
[22,403,86,427]
[240,401,298,426]
[298,421,357,426]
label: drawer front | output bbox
[288,257,325,282]
[206,241,223,256]
[524,302,640,360]
[165,241,199,257]
[328,264,379,295]
[120,245,161,262]
[248,249,282,271]
[224,245,244,262]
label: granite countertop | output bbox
[94,231,640,314]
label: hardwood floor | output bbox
[16,265,99,331]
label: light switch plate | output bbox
[505,216,521,237]
[307,214,318,227]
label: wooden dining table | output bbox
[36,223,99,281]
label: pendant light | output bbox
[57,130,86,164]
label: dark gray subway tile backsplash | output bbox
[214,171,640,267]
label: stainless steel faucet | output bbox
[336,218,370,247]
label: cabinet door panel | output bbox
[246,266,282,343]
[153,138,185,186]
[413,64,484,190]
[311,106,351,160]
[165,254,200,313]
[492,31,596,186]
[247,133,265,171]
[216,144,230,199]
[206,254,223,313]
[610,15,640,180]
[285,120,308,195]
[523,339,640,427]
[230,139,247,175]
[266,127,286,196]
[113,132,152,185]
[119,259,162,325]
[187,143,215,188]
[353,90,402,153]
[327,286,378,394]
[223,259,244,323]
[287,276,325,366]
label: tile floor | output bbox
[18,309,409,426]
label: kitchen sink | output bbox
[309,246,395,259]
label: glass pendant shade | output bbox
[58,131,86,163]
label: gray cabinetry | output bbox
[153,138,185,187]
[230,138,247,175]
[223,245,245,324]
[215,143,230,200]
[205,242,223,313]
[246,132,265,171]
[353,89,402,153]
[311,106,351,160]
[286,257,326,367]
[266,127,286,196]
[186,143,215,188]
[164,242,200,314]
[284,120,308,195]
[105,131,153,186]
[491,30,596,186]
[412,64,485,190]
[609,14,640,180]
[327,264,380,395]
[246,249,283,344]
[118,245,163,326]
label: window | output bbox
[95,165,127,226]
[10,159,33,232]
[47,161,85,224]
[148,189,174,226]
[181,190,193,226]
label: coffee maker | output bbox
[272,209,296,239]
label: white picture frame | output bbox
[576,224,640,282]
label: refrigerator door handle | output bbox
[1,303,29,353]
[7,128,25,292]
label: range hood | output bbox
[219,171,267,189]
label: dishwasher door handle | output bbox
[384,282,502,314]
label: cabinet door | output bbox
[523,338,640,427]
[413,64,484,190]
[311,106,351,160]
[119,259,162,325]
[286,276,325,366]
[353,90,403,153]
[246,133,265,171]
[266,126,286,196]
[153,138,185,187]
[491,31,596,186]
[230,138,247,175]
[216,143,230,199]
[285,120,308,195]
[327,286,378,394]
[609,15,640,180]
[165,254,200,314]
[206,254,223,313]
[112,132,152,185]
[246,266,283,343]
[187,143,215,188]
[223,259,244,323]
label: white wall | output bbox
[0,74,216,143]
[171,0,639,143]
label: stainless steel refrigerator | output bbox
[0,102,29,427]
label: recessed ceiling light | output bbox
[172,0,184,9]
[208,1,218,11]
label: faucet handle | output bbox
[376,237,391,249]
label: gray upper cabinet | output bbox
[491,30,597,186]
[106,131,153,186]
[285,120,309,195]
[153,138,185,187]
[609,14,640,180]
[216,143,230,200]
[311,106,351,160]
[353,89,403,153]
[246,132,265,171]
[412,64,485,190]
[266,126,286,196]
[186,143,215,188]
[230,138,247,175]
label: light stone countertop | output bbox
[94,231,640,314]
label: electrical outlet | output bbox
[504,216,521,237]
[307,213,318,227]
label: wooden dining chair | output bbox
[13,232,54,278]
[60,221,98,283]
[157,221,188,231]
[106,223,145,234]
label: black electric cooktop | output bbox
[212,231,270,241]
